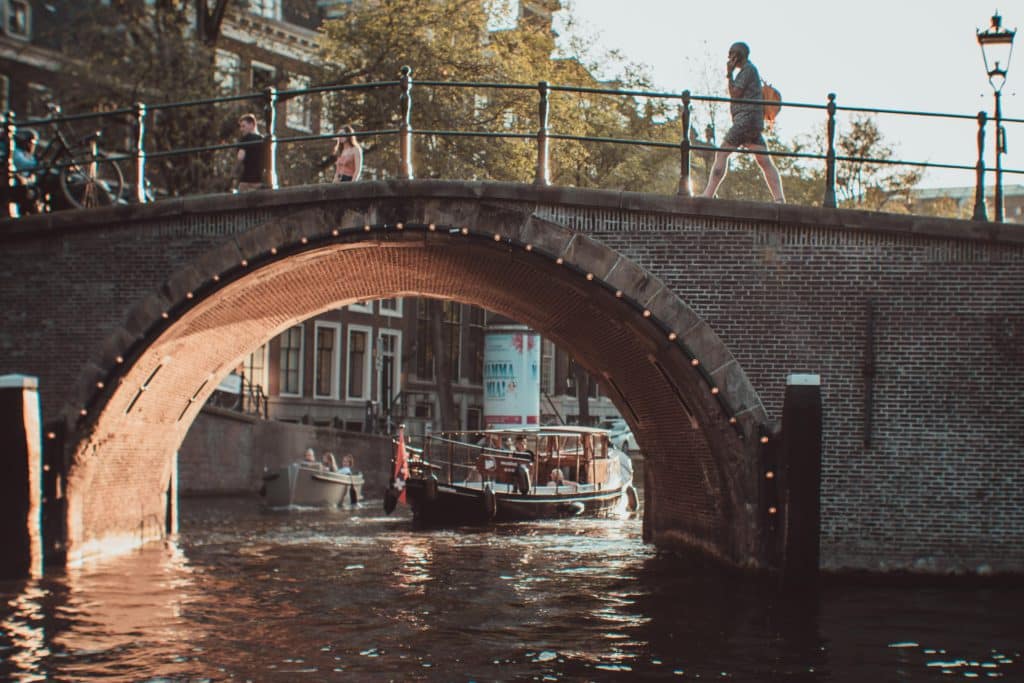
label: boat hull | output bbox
[404,478,629,525]
[262,464,364,508]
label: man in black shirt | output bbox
[234,113,265,192]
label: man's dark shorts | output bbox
[723,116,766,148]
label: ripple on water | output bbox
[0,497,1022,681]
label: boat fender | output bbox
[625,484,640,512]
[383,486,399,514]
[349,483,359,506]
[482,484,497,520]
[557,501,585,516]
[424,474,439,502]
[514,464,531,495]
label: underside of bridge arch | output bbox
[65,214,770,569]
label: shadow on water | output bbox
[0,495,1021,681]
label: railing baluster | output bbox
[678,89,692,196]
[973,111,988,221]
[534,80,550,186]
[263,86,279,190]
[822,93,837,209]
[133,102,148,204]
[398,66,414,180]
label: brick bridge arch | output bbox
[5,180,1021,576]
[63,195,769,567]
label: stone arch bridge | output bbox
[1,180,1021,577]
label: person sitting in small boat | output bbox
[300,448,316,467]
[338,453,355,474]
[548,468,576,490]
[512,436,534,461]
[321,452,339,472]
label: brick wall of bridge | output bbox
[543,205,1024,573]
[0,181,1020,574]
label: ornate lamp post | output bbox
[977,10,1016,222]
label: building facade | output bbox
[247,298,622,438]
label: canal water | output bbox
[1,495,1021,681]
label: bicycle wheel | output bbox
[59,151,125,209]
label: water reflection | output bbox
[0,496,1020,681]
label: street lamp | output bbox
[977,10,1016,222]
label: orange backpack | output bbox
[762,82,782,130]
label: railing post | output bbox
[398,65,414,180]
[973,111,988,222]
[534,80,550,186]
[1,112,13,218]
[263,86,279,189]
[822,93,837,208]
[677,89,692,196]
[133,102,148,204]
[993,89,1004,223]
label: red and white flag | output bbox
[393,425,409,504]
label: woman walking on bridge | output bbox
[333,125,363,182]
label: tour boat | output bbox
[261,462,363,508]
[384,426,639,524]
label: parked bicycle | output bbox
[12,103,125,214]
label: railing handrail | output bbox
[2,71,1020,221]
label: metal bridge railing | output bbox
[2,66,1020,221]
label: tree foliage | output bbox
[38,1,241,196]
[318,0,682,191]
[834,115,921,212]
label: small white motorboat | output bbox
[261,463,363,508]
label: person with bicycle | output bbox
[13,129,40,174]
[234,113,265,192]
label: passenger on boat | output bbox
[338,453,355,474]
[300,448,317,466]
[512,436,534,461]
[321,452,339,472]
[480,432,506,452]
[548,468,576,489]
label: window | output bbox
[314,322,341,399]
[5,1,30,41]
[416,301,462,381]
[415,300,434,381]
[444,302,462,382]
[279,325,304,397]
[540,339,555,395]
[378,329,402,413]
[215,50,241,94]
[248,0,281,20]
[466,406,482,431]
[286,75,312,132]
[467,306,485,384]
[348,300,373,314]
[243,344,268,412]
[347,325,372,401]
[379,298,403,317]
[251,61,275,92]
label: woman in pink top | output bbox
[333,125,363,182]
